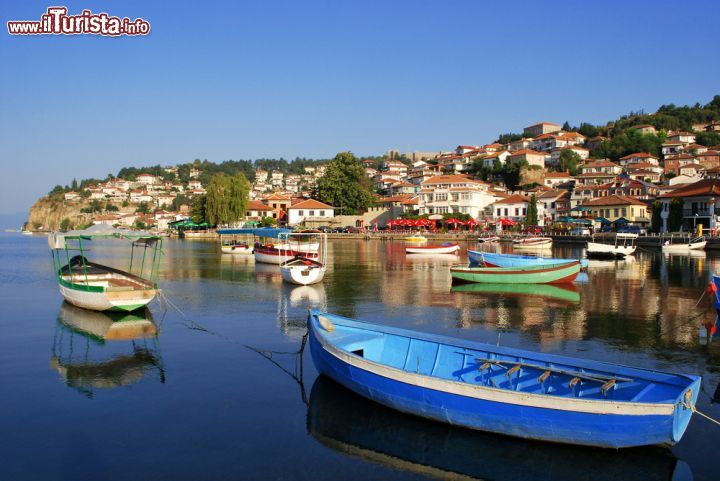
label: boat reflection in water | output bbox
[451,282,581,304]
[51,302,165,397]
[307,376,693,481]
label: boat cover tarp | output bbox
[49,225,157,249]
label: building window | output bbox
[515,208,519,216]
[298,210,304,216]
[497,208,501,216]
[614,208,619,217]
[309,210,315,216]
[621,208,627,217]
[523,208,527,215]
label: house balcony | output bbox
[682,208,720,217]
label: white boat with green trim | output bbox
[49,225,163,312]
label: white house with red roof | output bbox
[287,199,335,226]
[135,173,159,185]
[543,172,574,188]
[618,152,659,167]
[481,150,511,168]
[490,194,530,222]
[507,149,546,168]
[417,174,502,218]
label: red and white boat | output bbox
[253,243,319,264]
[512,237,552,250]
[405,242,460,255]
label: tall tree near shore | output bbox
[526,194,538,225]
[667,198,683,232]
[204,172,251,225]
[651,200,662,233]
[316,151,375,215]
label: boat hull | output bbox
[450,262,581,284]
[308,312,700,448]
[221,245,252,254]
[662,241,706,253]
[280,265,326,285]
[469,251,588,269]
[254,247,318,264]
[586,242,636,259]
[58,283,156,312]
[406,244,459,255]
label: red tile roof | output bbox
[493,194,530,205]
[658,179,720,198]
[289,199,334,210]
[619,152,657,160]
[422,174,476,185]
[509,149,544,157]
[582,195,647,207]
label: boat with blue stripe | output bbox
[469,250,589,269]
[308,309,700,448]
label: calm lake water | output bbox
[2,233,719,481]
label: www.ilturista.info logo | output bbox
[7,7,150,36]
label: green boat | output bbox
[451,282,581,303]
[450,261,580,284]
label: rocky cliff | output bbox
[26,196,93,232]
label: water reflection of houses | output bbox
[51,303,165,398]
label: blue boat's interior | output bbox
[318,316,690,404]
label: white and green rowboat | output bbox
[450,261,581,284]
[49,225,163,312]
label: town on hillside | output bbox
[35,106,720,236]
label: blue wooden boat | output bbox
[308,309,700,448]
[308,377,693,481]
[469,250,589,269]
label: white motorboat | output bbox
[406,243,460,255]
[662,237,706,253]
[477,235,500,244]
[280,256,326,285]
[279,232,328,285]
[512,237,552,250]
[586,233,638,259]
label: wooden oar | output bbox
[474,357,633,384]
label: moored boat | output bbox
[280,256,326,285]
[586,233,637,259]
[48,225,162,312]
[254,244,319,264]
[308,376,693,481]
[662,237,706,253]
[477,235,500,244]
[450,261,581,284]
[404,233,427,243]
[308,309,701,448]
[279,231,328,285]
[217,229,254,254]
[512,237,552,250]
[406,242,459,255]
[469,250,589,269]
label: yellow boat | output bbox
[404,234,427,243]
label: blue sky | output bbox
[1,0,719,221]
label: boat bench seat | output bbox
[332,331,384,354]
[107,278,144,289]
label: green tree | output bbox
[526,194,538,225]
[205,172,251,225]
[668,198,683,232]
[651,200,662,233]
[696,131,720,147]
[191,195,207,223]
[59,218,72,231]
[260,216,277,227]
[316,151,375,215]
[105,202,119,212]
[557,150,582,175]
[136,202,151,214]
